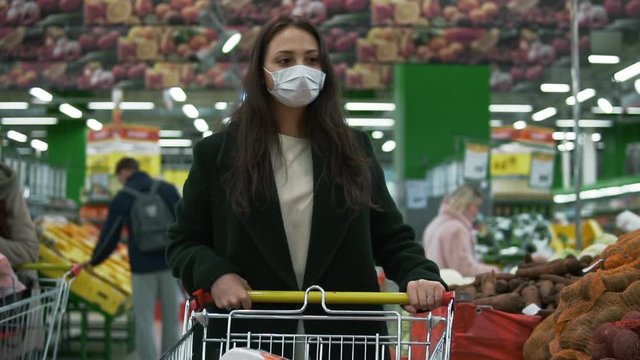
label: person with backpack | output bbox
[87,157,181,360]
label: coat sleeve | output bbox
[166,139,240,293]
[0,183,38,267]
[359,132,447,291]
[89,194,128,267]
[440,222,500,277]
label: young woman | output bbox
[167,16,446,359]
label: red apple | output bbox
[457,0,479,13]
[604,0,623,16]
[481,2,498,17]
[334,34,357,52]
[85,2,107,23]
[118,40,137,60]
[135,0,153,16]
[37,0,57,13]
[345,0,367,12]
[372,2,393,24]
[180,5,199,23]
[552,37,570,55]
[155,3,171,18]
[416,45,433,61]
[59,0,81,12]
[78,34,96,51]
[96,33,118,50]
[346,70,363,88]
[356,40,376,62]
[625,0,640,16]
[422,0,441,17]
[111,64,127,79]
[145,71,163,89]
[323,0,343,13]
[510,67,525,81]
[127,62,146,78]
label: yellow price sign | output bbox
[491,153,531,176]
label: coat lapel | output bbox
[302,150,354,288]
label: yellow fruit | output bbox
[136,39,158,60]
[107,0,132,23]
[394,1,420,25]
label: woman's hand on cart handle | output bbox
[209,273,252,311]
[404,279,448,314]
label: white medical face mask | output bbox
[264,65,326,108]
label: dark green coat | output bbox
[167,129,445,358]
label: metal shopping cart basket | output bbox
[0,263,81,360]
[162,286,455,360]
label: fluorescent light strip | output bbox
[160,130,183,137]
[591,106,624,114]
[588,55,620,64]
[344,102,396,111]
[1,117,58,125]
[203,130,213,138]
[566,88,596,105]
[182,104,199,119]
[381,140,396,152]
[88,102,155,110]
[193,118,209,132]
[159,139,193,147]
[627,107,640,115]
[30,139,48,152]
[59,103,82,118]
[513,120,527,130]
[636,79,640,94]
[222,32,242,54]
[613,61,640,82]
[489,104,533,113]
[540,83,570,93]
[591,133,602,142]
[29,87,53,102]
[0,102,28,110]
[214,102,229,110]
[532,107,557,121]
[552,132,565,141]
[371,130,384,139]
[556,119,613,127]
[86,118,103,131]
[7,130,28,143]
[120,102,155,110]
[597,98,613,114]
[346,118,395,127]
[168,87,187,102]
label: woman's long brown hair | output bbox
[225,16,372,214]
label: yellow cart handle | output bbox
[193,289,454,308]
[18,263,83,276]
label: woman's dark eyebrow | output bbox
[274,49,319,55]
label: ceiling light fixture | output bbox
[222,32,242,54]
[160,130,183,137]
[193,118,209,132]
[627,107,640,115]
[591,106,623,114]
[597,98,614,114]
[182,104,199,119]
[0,102,28,110]
[513,120,527,130]
[86,118,103,131]
[158,139,193,147]
[540,83,570,93]
[203,130,213,138]
[346,118,395,127]
[59,103,82,118]
[556,119,613,127]
[552,132,565,141]
[381,140,396,152]
[635,79,640,94]
[344,102,396,111]
[29,87,53,102]
[371,130,384,139]
[168,87,187,102]
[7,130,28,143]
[489,104,533,113]
[1,117,58,125]
[613,62,640,82]
[120,102,155,110]
[591,133,602,142]
[214,102,228,110]
[588,55,620,64]
[30,139,48,152]
[531,107,557,121]
[566,88,596,105]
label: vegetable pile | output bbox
[451,255,593,316]
[591,310,640,360]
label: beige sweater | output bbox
[0,164,38,267]
[422,203,498,277]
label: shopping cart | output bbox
[162,285,455,360]
[0,263,81,360]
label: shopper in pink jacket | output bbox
[422,184,499,276]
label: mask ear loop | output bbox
[263,67,277,91]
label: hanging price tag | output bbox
[491,153,531,177]
[464,143,489,180]
[529,153,555,189]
